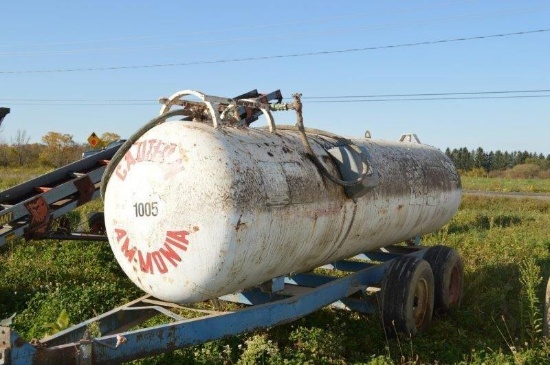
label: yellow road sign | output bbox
[87,132,101,147]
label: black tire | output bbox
[381,256,434,337]
[423,246,464,314]
[88,212,106,235]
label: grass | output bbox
[1,171,550,363]
[461,176,550,193]
[0,166,51,190]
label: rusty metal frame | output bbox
[0,145,122,247]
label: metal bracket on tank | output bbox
[326,144,379,199]
[159,90,225,128]
[399,134,421,144]
[259,276,286,293]
[158,89,282,132]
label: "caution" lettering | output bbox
[115,139,178,181]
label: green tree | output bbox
[10,129,31,166]
[99,132,121,147]
[474,147,488,171]
[456,147,473,170]
[492,150,506,170]
[0,142,10,166]
[40,132,80,167]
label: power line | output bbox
[4,94,550,106]
[3,88,550,102]
[301,89,550,99]
[2,28,548,74]
[1,5,541,57]
[3,100,154,106]
[0,99,152,102]
[0,0,475,49]
[307,94,550,102]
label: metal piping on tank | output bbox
[101,90,371,199]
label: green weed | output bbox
[2,171,550,363]
[462,176,550,193]
[42,308,70,336]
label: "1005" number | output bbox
[133,202,158,217]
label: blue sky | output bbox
[1,0,549,154]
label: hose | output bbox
[100,108,191,200]
[276,125,370,187]
[276,94,370,188]
[101,96,370,199]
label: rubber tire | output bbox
[381,256,434,337]
[423,246,464,314]
[88,212,106,235]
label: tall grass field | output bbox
[1,170,549,364]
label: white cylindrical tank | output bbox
[103,121,461,303]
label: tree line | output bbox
[445,147,550,178]
[1,130,549,178]
[0,131,120,168]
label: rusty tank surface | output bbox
[101,90,461,304]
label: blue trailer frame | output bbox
[1,245,428,365]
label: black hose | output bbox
[276,125,370,187]
[276,94,370,188]
[101,103,369,199]
[100,108,191,200]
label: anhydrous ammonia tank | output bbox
[102,90,461,304]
